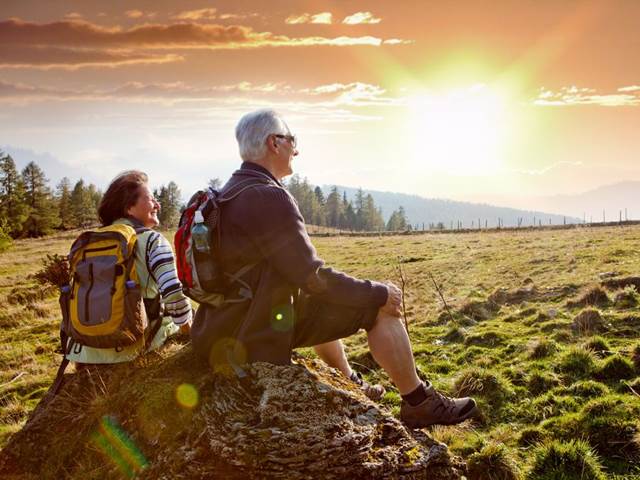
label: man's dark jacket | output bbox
[191,162,388,365]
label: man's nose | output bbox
[293,148,299,156]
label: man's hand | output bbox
[380,282,402,317]
[179,323,191,336]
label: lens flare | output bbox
[270,302,294,332]
[176,383,199,409]
[91,415,148,478]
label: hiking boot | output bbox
[400,382,478,428]
[350,371,386,401]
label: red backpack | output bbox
[174,179,270,306]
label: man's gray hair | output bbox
[235,109,289,162]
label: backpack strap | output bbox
[49,337,75,396]
[129,225,163,347]
[222,262,257,304]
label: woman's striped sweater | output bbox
[145,231,193,326]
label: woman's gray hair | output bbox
[235,109,289,162]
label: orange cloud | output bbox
[125,10,144,19]
[0,80,406,117]
[64,12,83,20]
[0,46,181,70]
[0,19,410,68]
[535,86,640,106]
[285,12,332,24]
[172,8,218,21]
[0,18,404,50]
[342,12,382,25]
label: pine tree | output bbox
[87,183,102,212]
[21,161,59,236]
[397,206,408,230]
[354,188,366,231]
[55,177,73,229]
[0,152,29,237]
[325,186,342,227]
[387,206,408,231]
[71,179,96,228]
[314,186,325,206]
[156,181,181,228]
[363,194,383,231]
[343,198,356,231]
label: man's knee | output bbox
[373,311,403,330]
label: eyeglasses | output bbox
[273,134,297,148]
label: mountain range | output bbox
[4,145,636,227]
[324,185,583,228]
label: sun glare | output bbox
[407,85,510,176]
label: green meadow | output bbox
[2,225,640,478]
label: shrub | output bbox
[527,371,561,396]
[566,286,609,309]
[33,253,71,288]
[528,393,580,423]
[571,308,605,335]
[578,395,640,461]
[467,442,521,480]
[7,284,53,306]
[566,380,609,399]
[556,347,596,380]
[517,427,545,447]
[503,367,527,387]
[528,439,606,480]
[632,344,640,371]
[459,300,498,321]
[595,355,635,381]
[464,330,506,348]
[528,339,558,359]
[0,220,12,253]
[613,286,638,309]
[551,331,572,343]
[540,413,581,440]
[453,367,514,404]
[443,325,466,343]
[582,336,611,357]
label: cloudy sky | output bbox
[1,0,639,206]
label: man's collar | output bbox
[240,161,282,186]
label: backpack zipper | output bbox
[82,244,117,261]
[84,263,94,325]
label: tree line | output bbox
[0,151,104,238]
[1,150,408,243]
[0,151,184,239]
[285,174,408,232]
[207,175,408,232]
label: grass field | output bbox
[1,225,640,478]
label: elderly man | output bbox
[191,109,478,427]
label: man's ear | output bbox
[267,135,278,153]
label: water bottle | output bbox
[191,210,211,254]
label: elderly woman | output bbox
[65,170,192,364]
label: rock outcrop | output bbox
[0,345,464,479]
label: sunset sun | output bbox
[407,86,511,176]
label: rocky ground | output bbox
[0,345,464,479]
